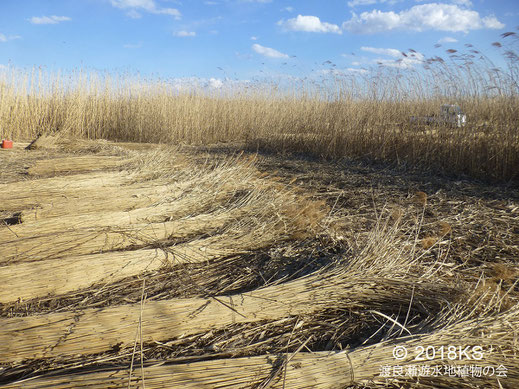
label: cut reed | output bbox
[4,305,517,388]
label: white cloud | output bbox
[321,67,368,76]
[208,78,223,89]
[174,30,196,37]
[346,67,368,74]
[342,3,505,34]
[451,0,472,7]
[416,0,472,4]
[0,33,21,42]
[359,46,425,69]
[348,0,378,7]
[156,8,182,17]
[168,77,251,93]
[376,57,422,69]
[279,15,342,34]
[481,15,504,30]
[29,15,71,25]
[111,0,181,19]
[250,36,258,40]
[205,1,218,4]
[377,51,425,69]
[126,9,142,18]
[348,0,403,6]
[111,0,155,10]
[438,36,458,43]
[283,6,294,12]
[361,46,402,57]
[252,43,289,59]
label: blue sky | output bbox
[0,0,518,84]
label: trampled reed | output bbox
[1,32,518,182]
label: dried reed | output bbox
[4,306,517,388]
[1,33,518,182]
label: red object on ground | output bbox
[1,140,13,149]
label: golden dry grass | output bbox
[6,306,518,388]
[1,213,463,364]
[1,141,517,388]
[0,142,328,303]
[1,35,518,182]
[1,34,519,388]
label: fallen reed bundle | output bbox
[3,352,352,388]
[0,171,129,211]
[24,134,113,152]
[0,248,169,304]
[0,213,249,302]
[1,191,232,243]
[1,210,240,265]
[0,266,463,363]
[1,145,256,221]
[14,157,193,223]
[3,186,322,264]
[18,183,178,223]
[1,215,455,362]
[26,155,127,176]
[1,148,327,303]
[1,192,325,302]
[5,306,518,388]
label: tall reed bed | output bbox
[0,32,518,182]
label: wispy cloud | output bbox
[348,0,403,7]
[358,46,426,69]
[321,68,368,76]
[361,46,402,57]
[347,0,378,7]
[208,78,223,88]
[0,33,21,42]
[174,30,196,37]
[252,43,289,59]
[282,6,294,12]
[250,36,258,40]
[279,15,342,34]
[438,36,458,43]
[343,3,504,34]
[376,57,422,69]
[346,67,368,74]
[451,0,473,7]
[169,77,251,92]
[111,0,181,19]
[126,9,142,19]
[29,15,71,25]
